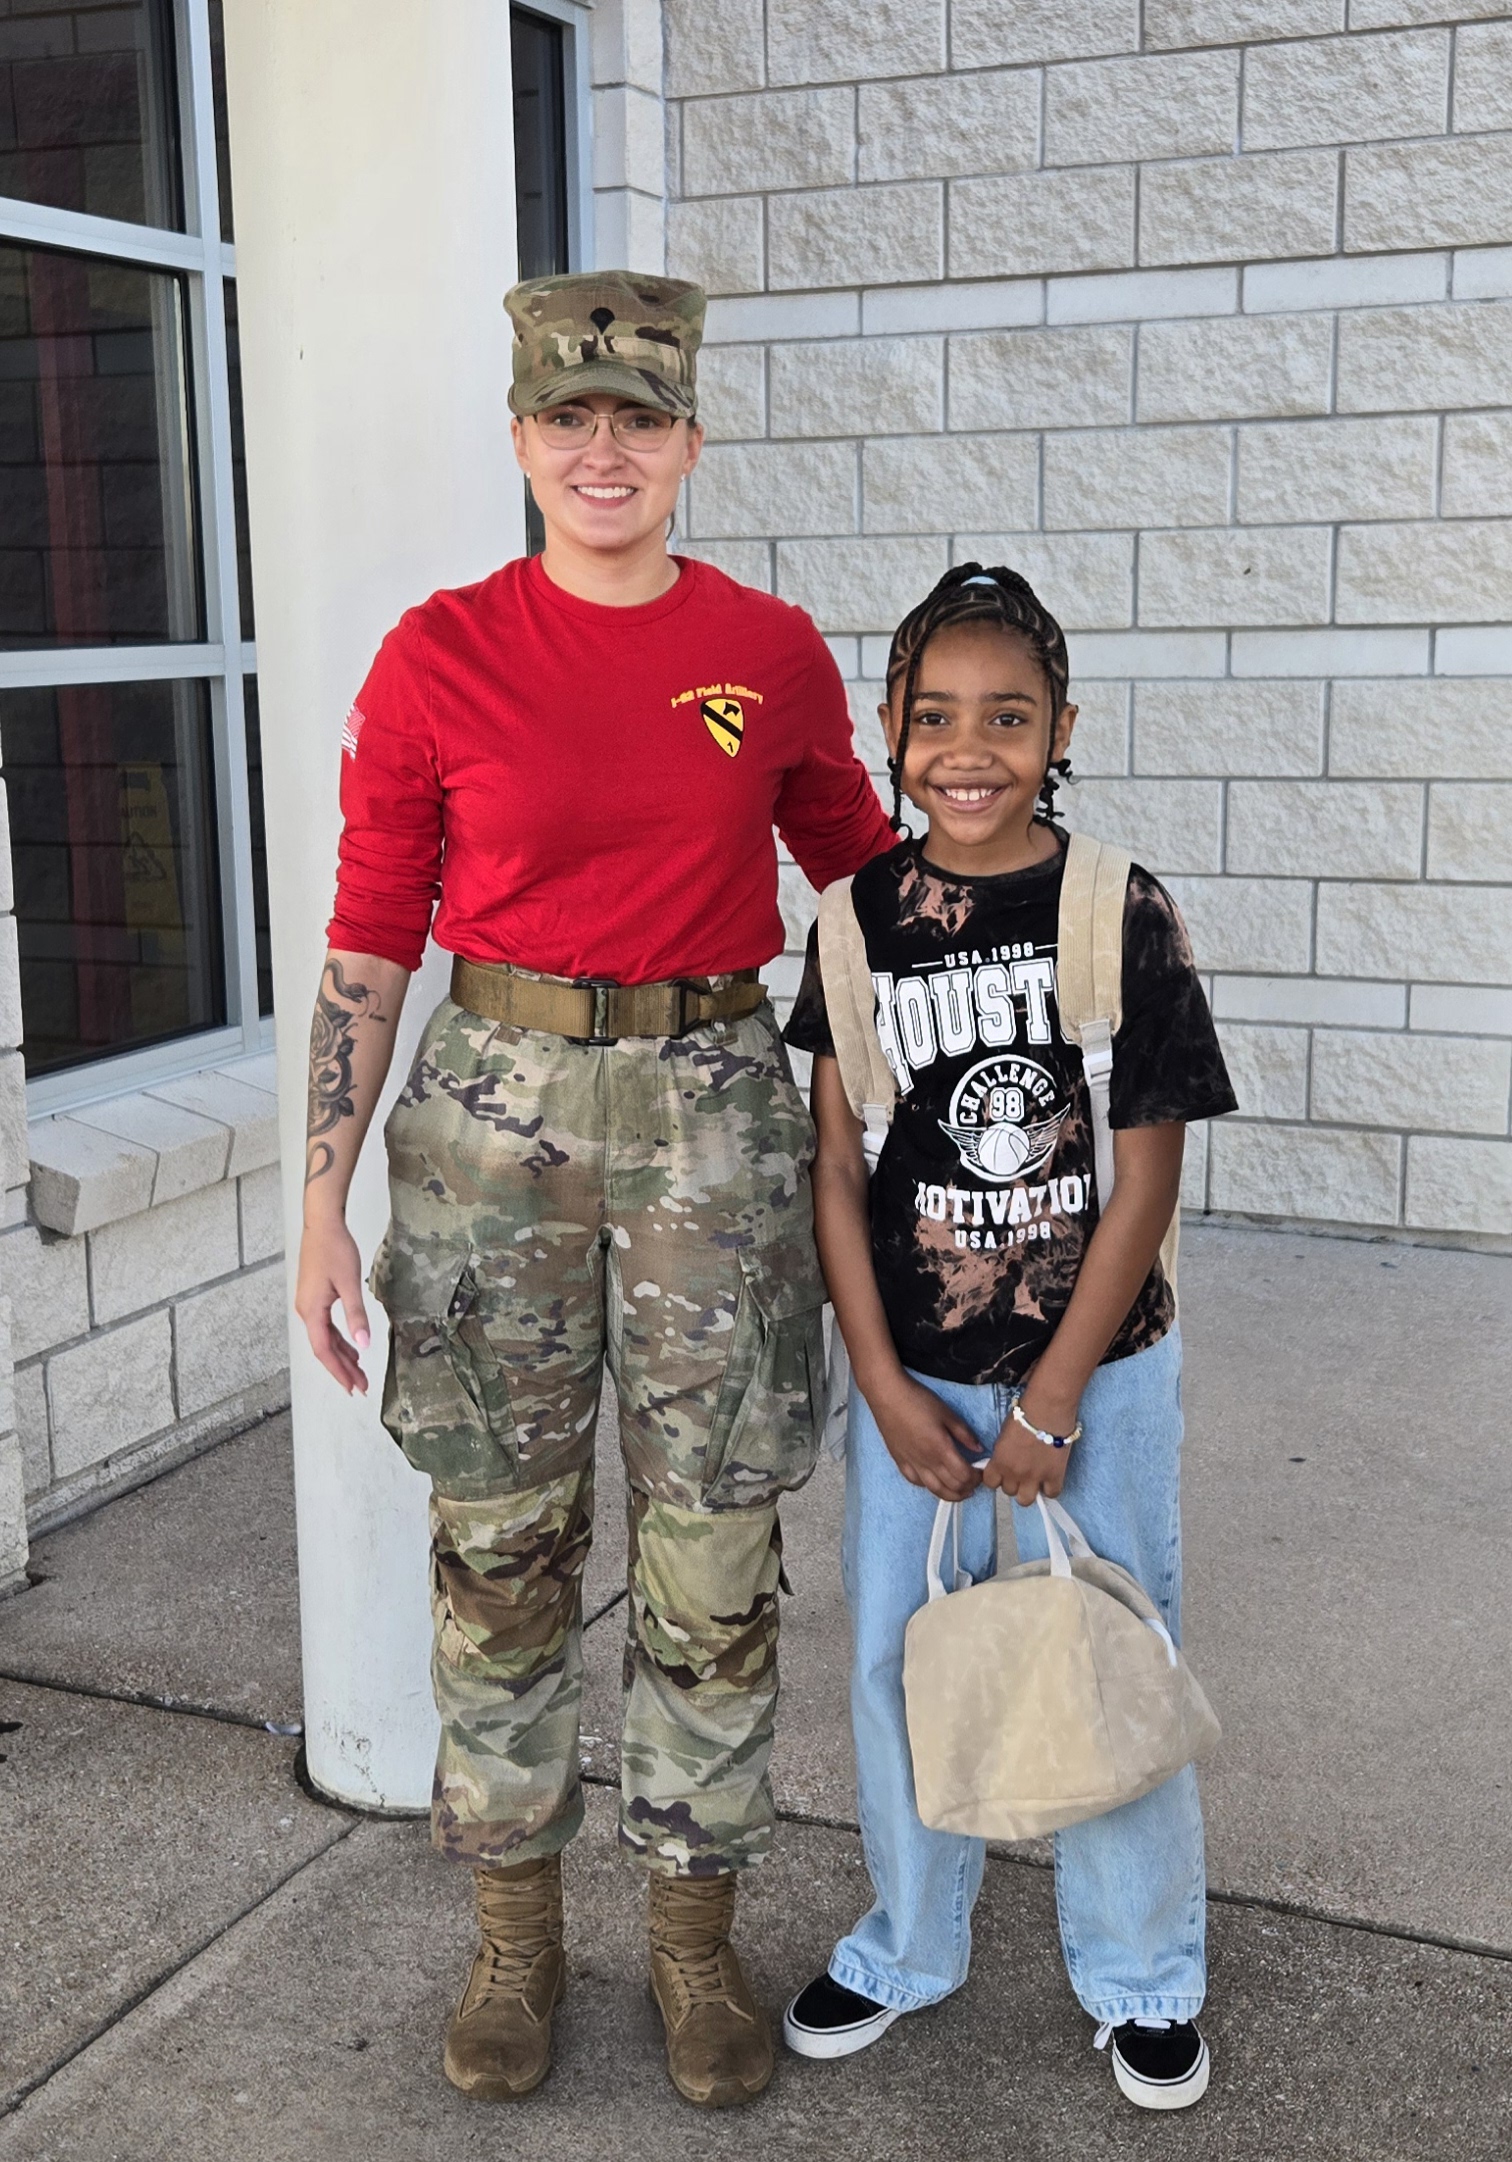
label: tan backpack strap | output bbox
[1158,1209,1181,1305]
[817,878,897,1130]
[1057,830,1132,1048]
[1058,832,1132,1219]
[1057,831,1179,1301]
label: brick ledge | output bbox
[27,1053,279,1238]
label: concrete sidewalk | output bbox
[2,1223,1510,2157]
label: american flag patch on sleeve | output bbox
[340,703,365,758]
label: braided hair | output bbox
[884,562,1074,832]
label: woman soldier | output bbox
[294,271,894,2109]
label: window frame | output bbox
[0,0,266,1118]
[511,0,594,278]
[510,0,594,557]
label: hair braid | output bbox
[883,562,1074,832]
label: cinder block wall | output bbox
[664,0,1512,1245]
[0,1052,290,1551]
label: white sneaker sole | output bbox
[1111,2038,1210,2110]
[782,2001,901,2061]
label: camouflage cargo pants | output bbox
[371,995,826,1877]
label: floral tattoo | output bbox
[306,958,387,1185]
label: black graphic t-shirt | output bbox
[784,833,1238,1387]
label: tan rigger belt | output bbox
[450,957,767,1044]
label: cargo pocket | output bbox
[370,1232,519,1490]
[701,1234,827,1509]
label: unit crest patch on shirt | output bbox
[670,679,765,759]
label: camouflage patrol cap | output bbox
[505,270,706,420]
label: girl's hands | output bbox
[869,1375,982,1501]
[986,1383,1081,1504]
[295,1212,372,1395]
[982,1375,1079,1506]
[981,1419,1071,1508]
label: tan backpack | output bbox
[815,828,1180,1292]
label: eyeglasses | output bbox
[533,404,684,449]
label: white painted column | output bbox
[222,1,523,1807]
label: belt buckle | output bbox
[668,979,704,1038]
[570,977,620,1047]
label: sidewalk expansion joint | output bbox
[584,1586,628,1629]
[0,1665,298,1736]
[1200,1884,1512,1968]
[0,1816,361,2122]
[580,1773,1512,1971]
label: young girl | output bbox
[781,564,1237,2111]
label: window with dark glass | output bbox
[1,679,224,1075]
[1,0,269,1088]
[0,242,202,648]
[243,676,271,1016]
[510,8,572,558]
[0,0,182,228]
[511,11,568,284]
[206,0,233,239]
[223,278,253,638]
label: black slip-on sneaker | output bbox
[1096,2018,1210,2109]
[783,1974,901,2060]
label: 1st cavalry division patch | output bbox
[702,696,744,758]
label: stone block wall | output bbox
[1,1051,290,1555]
[660,0,1512,1243]
[592,0,669,278]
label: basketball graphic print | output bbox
[702,696,744,757]
[939,1054,1066,1184]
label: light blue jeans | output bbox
[830,1326,1207,2027]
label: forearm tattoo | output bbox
[305,959,387,1185]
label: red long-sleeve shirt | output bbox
[327,554,894,980]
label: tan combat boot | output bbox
[647,1872,774,2108]
[442,1853,566,2100]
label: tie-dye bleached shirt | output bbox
[784,832,1237,1386]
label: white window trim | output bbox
[0,0,268,1118]
[0,194,214,275]
[0,645,248,688]
[24,1023,259,1120]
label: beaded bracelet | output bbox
[1011,1398,1083,1450]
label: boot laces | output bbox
[652,1881,746,2016]
[479,1929,549,1995]
[474,1874,557,1997]
[664,1931,735,2009]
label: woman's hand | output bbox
[869,1375,983,1502]
[295,1210,372,1395]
